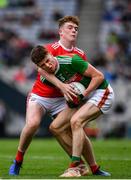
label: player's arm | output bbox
[71,54,104,97]
[38,68,77,101]
[82,63,104,97]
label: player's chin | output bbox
[49,69,55,73]
[68,36,76,41]
[70,37,76,42]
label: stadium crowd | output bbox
[93,0,131,81]
[93,0,131,138]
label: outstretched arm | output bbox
[38,68,77,101]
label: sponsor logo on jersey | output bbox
[57,56,72,64]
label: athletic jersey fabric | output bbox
[31,41,87,97]
[41,54,109,90]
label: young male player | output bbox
[9,16,108,176]
[30,45,114,177]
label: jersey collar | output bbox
[58,40,74,52]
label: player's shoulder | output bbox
[45,41,60,50]
[74,47,85,56]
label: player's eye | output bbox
[46,59,50,63]
[40,63,45,68]
[75,27,78,31]
[68,26,72,29]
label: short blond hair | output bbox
[58,15,79,28]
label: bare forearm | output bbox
[38,67,62,88]
[83,75,104,97]
[38,67,76,100]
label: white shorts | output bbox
[28,93,66,116]
[87,84,114,114]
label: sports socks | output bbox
[90,164,99,173]
[15,150,24,163]
[70,155,99,173]
[69,156,81,168]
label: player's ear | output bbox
[59,29,63,36]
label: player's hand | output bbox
[59,83,78,101]
[67,94,84,108]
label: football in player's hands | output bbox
[66,82,85,108]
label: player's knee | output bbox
[26,121,40,132]
[71,117,82,130]
[49,123,55,133]
[49,122,65,135]
[49,123,59,135]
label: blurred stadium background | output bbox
[0,0,131,139]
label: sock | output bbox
[71,156,81,162]
[15,150,24,163]
[90,164,99,173]
[69,156,81,168]
[70,156,84,164]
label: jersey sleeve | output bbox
[74,47,88,61]
[82,53,88,61]
[71,54,89,74]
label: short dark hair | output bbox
[30,45,48,65]
[58,16,79,28]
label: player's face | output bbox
[59,22,78,42]
[38,55,57,73]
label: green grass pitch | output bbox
[0,138,131,179]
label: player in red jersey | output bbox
[9,16,102,176]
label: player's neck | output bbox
[59,39,75,50]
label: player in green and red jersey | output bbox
[30,45,114,177]
[38,53,108,90]
[9,16,107,177]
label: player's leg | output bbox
[49,107,76,155]
[50,106,99,176]
[71,103,101,158]
[50,107,90,176]
[50,106,95,160]
[60,103,101,177]
[9,100,46,175]
[65,86,114,177]
[18,101,45,153]
[81,135,98,171]
[65,102,110,177]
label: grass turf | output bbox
[0,138,131,179]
